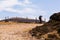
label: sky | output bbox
[0,0,60,21]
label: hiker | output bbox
[39,15,42,23]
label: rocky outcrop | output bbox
[50,12,60,21]
[29,12,60,40]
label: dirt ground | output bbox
[0,22,43,40]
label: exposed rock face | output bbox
[29,12,60,40]
[50,12,60,21]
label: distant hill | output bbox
[0,17,39,23]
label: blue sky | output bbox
[0,0,60,21]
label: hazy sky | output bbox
[0,0,60,21]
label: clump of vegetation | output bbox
[29,12,60,39]
[45,34,60,40]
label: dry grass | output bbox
[0,22,43,40]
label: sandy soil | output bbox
[0,23,43,40]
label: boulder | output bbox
[50,12,60,21]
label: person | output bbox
[39,15,42,23]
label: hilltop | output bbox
[29,12,60,40]
[0,17,39,23]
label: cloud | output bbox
[0,0,47,18]
[4,7,35,14]
[0,0,17,10]
[23,0,32,4]
[0,0,35,13]
[0,0,31,11]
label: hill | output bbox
[0,17,39,23]
[29,12,60,40]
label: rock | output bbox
[29,12,60,39]
[50,12,60,21]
